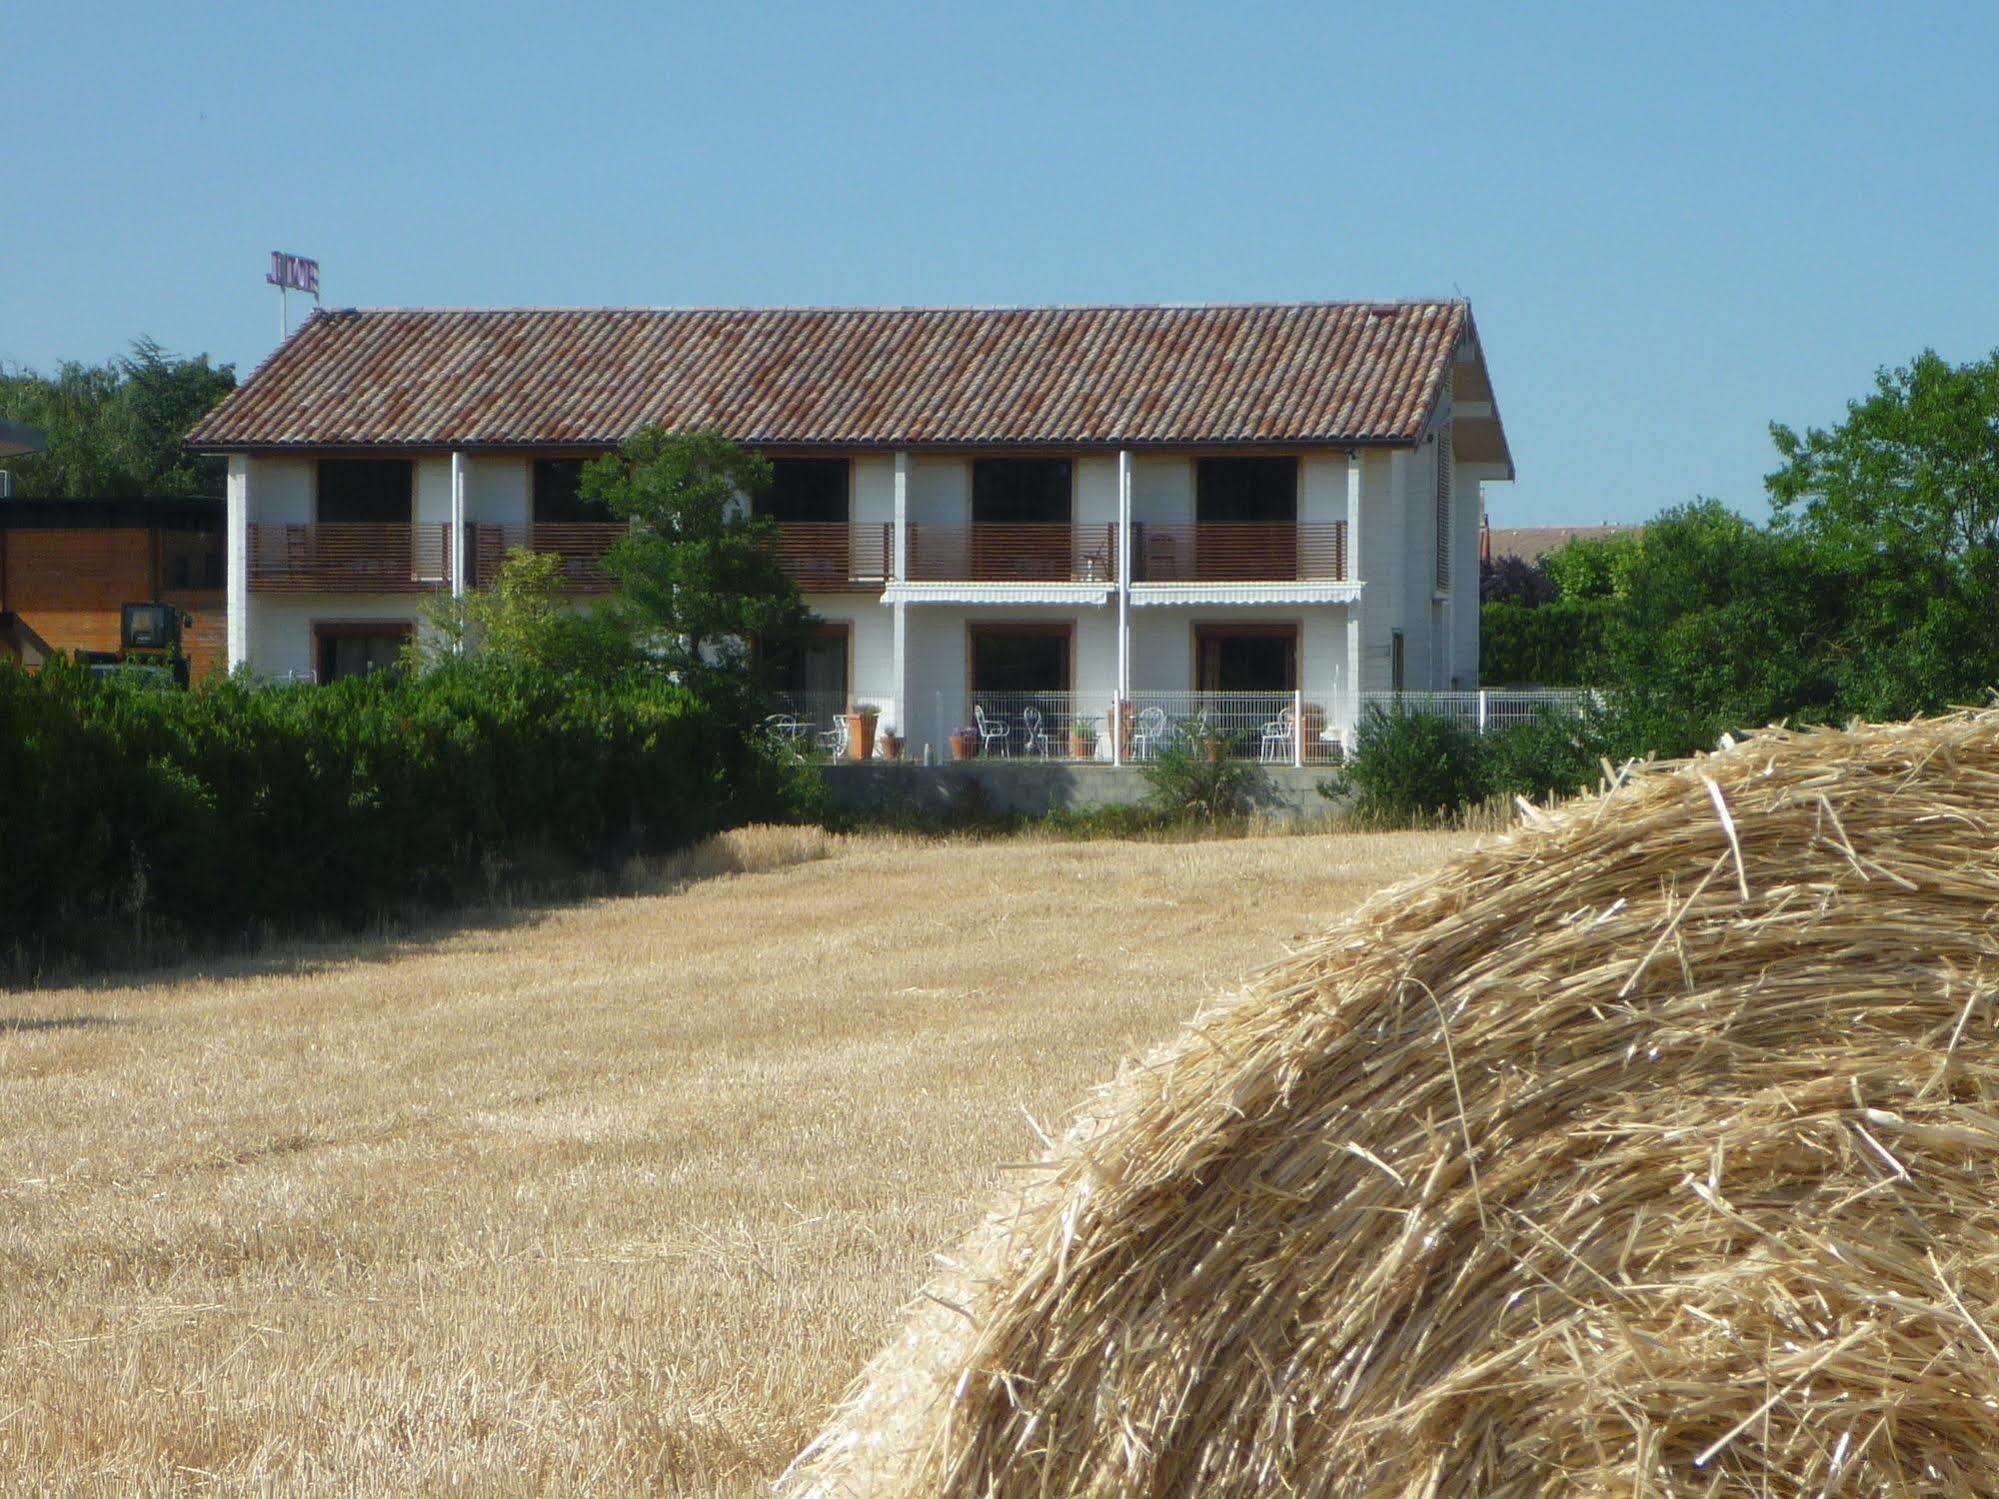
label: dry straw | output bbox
[785,710,1999,1496]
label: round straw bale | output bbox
[787,711,1999,1496]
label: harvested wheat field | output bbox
[789,713,1999,1498]
[0,825,1470,1496]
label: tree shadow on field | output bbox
[8,825,838,997]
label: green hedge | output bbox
[0,659,810,949]
[1479,599,1610,686]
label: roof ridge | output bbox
[305,299,1467,317]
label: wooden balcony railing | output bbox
[247,524,449,593]
[469,522,626,593]
[904,523,1118,584]
[767,521,892,592]
[1130,522,1347,583]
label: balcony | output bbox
[767,521,892,592]
[904,523,1118,584]
[1130,522,1347,583]
[247,524,449,594]
[469,522,625,594]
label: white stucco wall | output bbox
[248,456,313,524]
[1130,455,1193,525]
[1074,455,1118,527]
[244,594,435,681]
[465,455,530,526]
[905,456,968,526]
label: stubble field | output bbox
[1,825,1475,1496]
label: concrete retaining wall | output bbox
[820,762,1336,820]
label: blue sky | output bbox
[6,0,1996,525]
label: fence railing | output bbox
[906,688,1592,767]
[1129,522,1347,583]
[247,524,450,593]
[905,524,1118,584]
[768,522,893,592]
[468,522,625,593]
[1354,689,1591,734]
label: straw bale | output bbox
[785,711,1999,1496]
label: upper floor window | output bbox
[972,458,1071,525]
[755,458,850,524]
[1196,456,1296,523]
[533,458,616,524]
[317,458,412,525]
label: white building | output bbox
[189,302,1512,760]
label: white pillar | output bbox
[1345,607,1363,746]
[892,451,909,744]
[1292,687,1304,768]
[449,451,467,600]
[225,456,249,673]
[1116,449,1132,700]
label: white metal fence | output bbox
[1353,689,1591,734]
[808,688,1597,768]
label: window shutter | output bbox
[1434,429,1453,592]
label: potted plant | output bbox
[1203,731,1229,766]
[878,728,905,761]
[844,702,881,762]
[949,725,979,760]
[1069,721,1098,760]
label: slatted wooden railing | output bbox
[904,523,1118,584]
[468,523,626,593]
[1129,522,1347,583]
[247,524,450,593]
[766,522,892,591]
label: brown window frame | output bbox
[965,620,1076,697]
[311,619,414,685]
[1191,620,1300,693]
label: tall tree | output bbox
[1767,348,1999,717]
[579,426,808,687]
[0,338,236,498]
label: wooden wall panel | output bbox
[1,527,230,681]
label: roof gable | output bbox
[188,301,1503,457]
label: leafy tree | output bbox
[1541,530,1643,601]
[579,426,808,688]
[1768,348,1999,717]
[1480,552,1559,607]
[412,548,642,682]
[1591,501,1838,754]
[0,338,235,497]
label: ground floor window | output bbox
[314,622,412,684]
[969,623,1072,694]
[760,624,850,704]
[1194,623,1297,693]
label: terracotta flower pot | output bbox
[950,729,979,761]
[1069,731,1097,759]
[844,713,878,761]
[879,733,904,762]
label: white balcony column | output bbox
[1116,449,1132,700]
[449,451,468,601]
[225,455,249,672]
[891,450,909,741]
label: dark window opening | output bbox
[317,459,413,525]
[972,459,1071,525]
[1195,457,1297,524]
[755,459,850,524]
[315,623,412,684]
[970,625,1071,694]
[761,625,850,701]
[533,459,616,524]
[1195,625,1298,693]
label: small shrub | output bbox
[1320,707,1491,822]
[1484,703,1616,804]
[1140,727,1260,822]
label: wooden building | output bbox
[0,499,227,679]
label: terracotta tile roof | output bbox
[188,301,1484,452]
[1483,524,1641,563]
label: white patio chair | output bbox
[1260,706,1295,763]
[763,712,805,758]
[1130,705,1170,760]
[818,714,849,758]
[1021,705,1051,759]
[973,704,1010,758]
